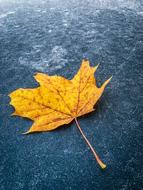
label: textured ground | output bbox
[0,0,143,189]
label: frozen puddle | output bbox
[19,45,68,72]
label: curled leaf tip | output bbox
[93,63,100,72]
[11,112,16,116]
[101,76,112,89]
[22,130,31,135]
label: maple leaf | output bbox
[9,60,112,169]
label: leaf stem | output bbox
[74,118,106,169]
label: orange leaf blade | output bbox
[9,60,111,134]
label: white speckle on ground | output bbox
[0,11,15,19]
[19,45,67,72]
[137,11,143,16]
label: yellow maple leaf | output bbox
[9,59,112,169]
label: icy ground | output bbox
[0,0,143,190]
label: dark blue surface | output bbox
[0,1,143,189]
